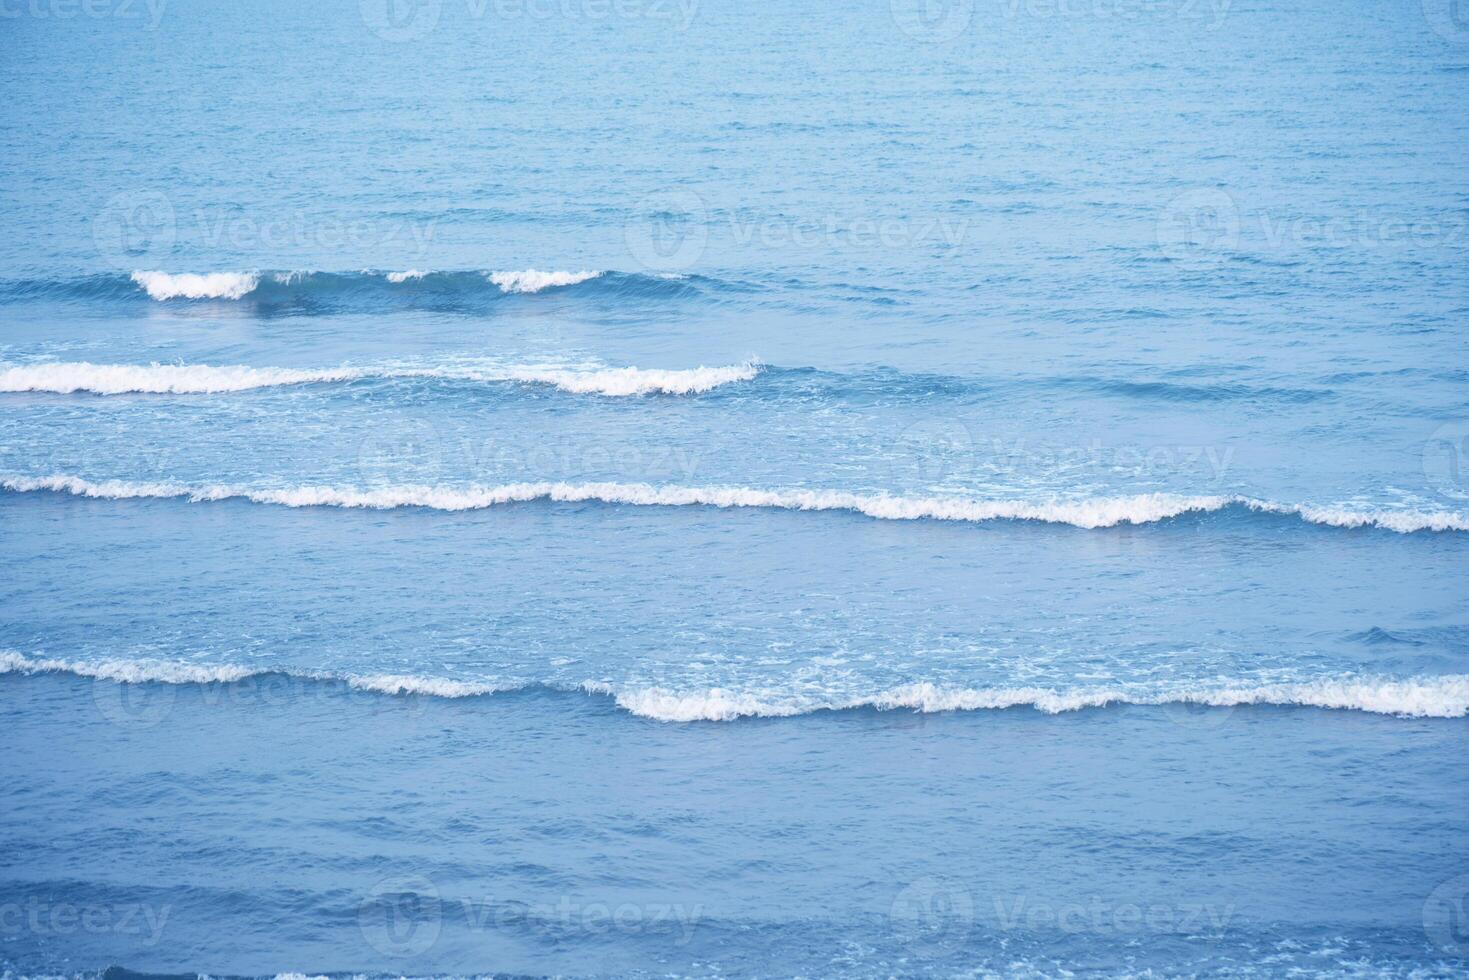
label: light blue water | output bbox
[2,0,1468,975]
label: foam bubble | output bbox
[0,361,363,394]
[0,360,758,396]
[4,652,1465,721]
[131,271,261,300]
[487,269,602,293]
[496,362,760,396]
[3,474,1465,533]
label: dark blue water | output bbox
[2,0,1467,975]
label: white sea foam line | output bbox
[0,362,366,394]
[487,269,602,293]
[3,474,1465,533]
[0,361,760,396]
[488,362,759,395]
[130,271,261,300]
[3,653,1466,720]
[0,651,503,698]
[609,675,1469,721]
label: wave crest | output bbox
[488,269,602,293]
[131,271,261,300]
[0,360,760,396]
[0,361,364,394]
[2,474,1465,533]
[4,653,1465,720]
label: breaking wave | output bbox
[0,270,711,309]
[0,360,761,396]
[130,269,608,301]
[3,474,1465,533]
[131,271,260,300]
[3,652,1465,720]
[487,269,601,293]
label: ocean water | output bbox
[2,0,1468,976]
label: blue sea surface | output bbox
[1,0,1467,975]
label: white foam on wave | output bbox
[345,673,503,697]
[0,651,506,698]
[610,676,1469,721]
[487,269,602,293]
[131,271,261,300]
[4,474,1466,533]
[495,362,760,395]
[384,269,429,283]
[0,650,258,686]
[0,361,365,395]
[0,360,759,396]
[3,652,1465,721]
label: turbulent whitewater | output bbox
[0,360,760,396]
[4,651,1466,721]
[124,268,612,301]
[4,473,1465,532]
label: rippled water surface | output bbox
[1,0,1467,975]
